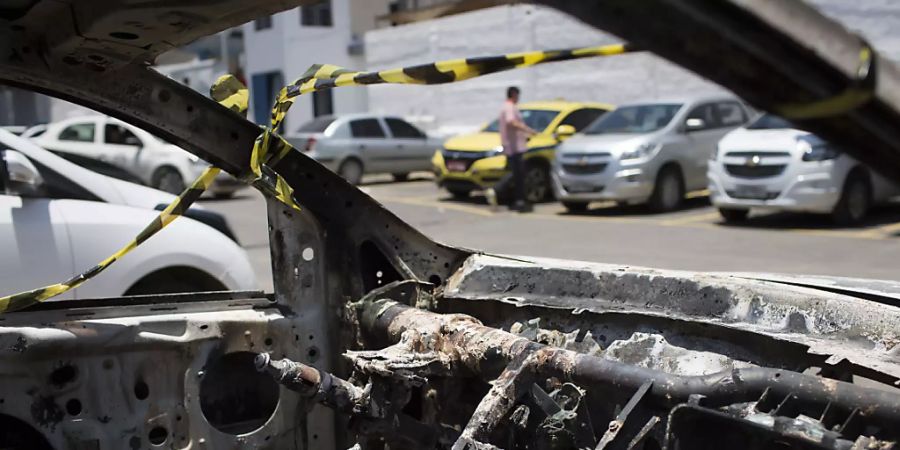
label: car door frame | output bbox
[347,117,393,173]
[680,102,724,190]
[383,117,432,173]
[99,118,146,176]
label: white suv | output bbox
[32,116,243,196]
[709,114,900,224]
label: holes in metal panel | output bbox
[134,380,149,400]
[199,352,279,435]
[148,426,168,446]
[65,398,82,416]
[302,247,315,261]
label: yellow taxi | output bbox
[432,101,614,202]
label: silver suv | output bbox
[553,95,750,212]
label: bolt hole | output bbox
[186,105,194,112]
[176,415,182,421]
[774,372,781,379]
[307,346,319,362]
[134,380,149,400]
[199,324,209,330]
[157,90,171,102]
[148,426,168,446]
[308,335,314,340]
[264,338,273,347]
[66,398,82,416]
[428,275,442,286]
[110,31,139,40]
[302,247,315,261]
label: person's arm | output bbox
[503,106,537,136]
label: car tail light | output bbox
[304,137,317,153]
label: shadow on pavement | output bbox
[716,203,900,232]
[557,196,711,217]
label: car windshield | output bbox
[296,116,337,133]
[746,113,795,130]
[483,109,560,133]
[584,104,682,134]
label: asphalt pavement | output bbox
[200,174,900,292]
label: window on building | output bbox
[254,15,273,30]
[301,1,333,27]
[386,118,426,139]
[312,90,334,118]
[349,119,386,138]
[58,123,95,142]
[251,71,285,125]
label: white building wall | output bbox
[243,0,377,133]
[365,3,900,137]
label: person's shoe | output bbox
[485,188,499,211]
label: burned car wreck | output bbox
[2,1,900,449]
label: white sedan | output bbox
[0,129,257,300]
[32,115,244,196]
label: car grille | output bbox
[443,150,495,171]
[726,190,781,200]
[725,151,791,158]
[725,164,787,179]
[562,163,608,175]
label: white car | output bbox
[709,114,900,224]
[32,115,243,196]
[0,129,257,300]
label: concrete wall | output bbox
[365,2,900,137]
[243,0,391,133]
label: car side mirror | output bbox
[2,150,44,197]
[554,124,576,141]
[684,118,706,132]
[124,135,142,147]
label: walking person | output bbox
[486,86,537,212]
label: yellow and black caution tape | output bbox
[775,45,876,120]
[0,43,636,313]
[270,43,638,130]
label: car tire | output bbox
[648,166,684,212]
[448,188,471,199]
[152,167,186,195]
[339,159,364,185]
[562,201,589,213]
[524,163,552,203]
[832,171,871,226]
[718,208,750,222]
[392,173,410,182]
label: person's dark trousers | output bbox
[508,152,530,212]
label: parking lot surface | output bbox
[201,174,900,292]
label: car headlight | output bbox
[620,143,659,161]
[797,136,839,161]
[492,145,504,155]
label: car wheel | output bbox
[339,159,364,185]
[447,188,471,199]
[832,172,871,226]
[718,208,750,222]
[392,173,410,182]
[562,201,589,213]
[524,164,551,203]
[153,167,186,194]
[648,166,684,212]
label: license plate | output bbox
[447,161,467,172]
[734,184,768,199]
[566,184,596,193]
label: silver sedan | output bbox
[287,114,441,184]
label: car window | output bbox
[58,123,96,142]
[385,118,426,139]
[104,124,141,146]
[349,119,386,138]
[558,108,608,131]
[716,102,746,127]
[685,104,719,129]
[747,113,795,130]
[585,104,682,134]
[483,109,560,133]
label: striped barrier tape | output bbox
[0,43,637,313]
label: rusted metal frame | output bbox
[535,0,900,181]
[595,381,653,450]
[360,299,900,433]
